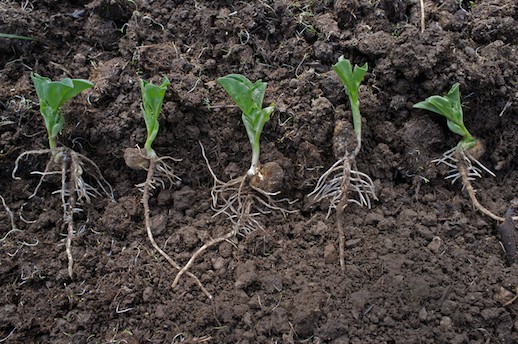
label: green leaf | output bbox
[0,33,37,41]
[218,74,273,175]
[447,120,466,137]
[218,74,272,141]
[32,73,93,110]
[217,74,263,115]
[413,83,472,142]
[332,56,368,155]
[332,56,367,100]
[140,76,170,155]
[30,72,93,150]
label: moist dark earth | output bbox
[1,0,518,343]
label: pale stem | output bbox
[247,141,260,177]
[350,97,362,159]
[48,135,57,151]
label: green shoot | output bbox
[332,56,368,157]
[413,83,476,150]
[140,76,170,158]
[413,83,516,223]
[217,74,275,177]
[31,73,93,151]
[0,33,37,41]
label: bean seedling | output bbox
[172,74,295,287]
[123,77,212,299]
[414,83,517,222]
[12,73,113,278]
[308,57,376,271]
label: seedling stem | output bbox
[414,83,518,222]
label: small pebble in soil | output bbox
[211,256,225,270]
[172,186,196,211]
[150,213,167,235]
[419,307,428,321]
[219,242,234,258]
[235,261,257,290]
[416,224,434,240]
[427,236,444,253]
[157,189,173,205]
[364,211,384,225]
[494,287,515,305]
[142,286,153,302]
[440,316,453,329]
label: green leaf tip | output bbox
[31,72,93,110]
[0,33,37,41]
[333,56,368,98]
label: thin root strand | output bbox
[141,156,212,300]
[454,150,518,222]
[170,142,297,286]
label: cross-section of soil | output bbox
[1,0,517,343]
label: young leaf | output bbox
[413,83,475,149]
[332,56,368,157]
[30,73,93,150]
[140,76,170,157]
[218,74,274,176]
[333,57,368,101]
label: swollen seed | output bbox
[124,147,150,170]
[250,162,284,192]
[465,139,485,160]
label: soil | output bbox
[1,0,518,343]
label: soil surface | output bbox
[1,0,518,343]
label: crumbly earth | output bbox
[1,0,518,343]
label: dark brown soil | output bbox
[1,0,518,343]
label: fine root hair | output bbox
[308,157,377,218]
[139,153,213,300]
[135,148,181,192]
[308,150,376,272]
[12,146,114,278]
[434,147,518,223]
[171,142,296,287]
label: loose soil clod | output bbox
[498,209,518,264]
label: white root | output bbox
[134,147,181,193]
[0,195,18,233]
[432,146,496,185]
[200,142,295,235]
[171,142,296,287]
[139,156,213,300]
[308,140,376,273]
[434,147,518,223]
[308,157,376,218]
[13,147,114,278]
